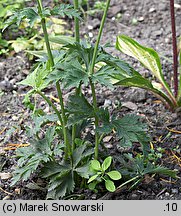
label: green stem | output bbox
[118,176,140,189]
[37,0,54,67]
[72,0,81,151]
[90,78,99,160]
[56,83,71,159]
[89,0,111,75]
[89,0,110,159]
[73,0,80,43]
[36,0,70,159]
[37,91,63,126]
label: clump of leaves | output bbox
[0,0,29,55]
[41,139,93,199]
[6,0,176,200]
[114,1,181,111]
[88,156,122,192]
[116,153,178,190]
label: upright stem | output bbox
[72,0,81,151]
[89,0,111,159]
[73,0,80,43]
[37,0,70,159]
[89,78,99,160]
[170,0,178,98]
[37,91,63,126]
[89,0,111,75]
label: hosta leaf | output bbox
[67,94,94,125]
[113,72,174,109]
[107,171,122,180]
[116,35,172,95]
[102,156,112,171]
[49,35,75,45]
[3,7,39,31]
[114,75,154,89]
[116,35,162,80]
[105,180,116,192]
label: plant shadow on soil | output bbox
[0,0,181,200]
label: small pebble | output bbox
[171,189,178,194]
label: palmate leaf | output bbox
[3,7,39,31]
[65,42,94,70]
[49,59,89,88]
[96,52,135,77]
[11,152,50,186]
[98,114,150,150]
[75,162,91,179]
[113,114,149,148]
[41,143,93,198]
[144,164,178,179]
[47,169,74,199]
[32,114,59,135]
[50,4,80,19]
[67,94,94,125]
[32,127,56,155]
[116,35,173,96]
[18,64,50,91]
[92,65,115,88]
[11,127,56,186]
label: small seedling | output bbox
[88,156,122,192]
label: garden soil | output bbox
[0,0,181,200]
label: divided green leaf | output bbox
[3,7,39,31]
[67,94,94,125]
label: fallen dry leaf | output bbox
[0,172,12,180]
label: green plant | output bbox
[116,153,177,190]
[4,0,175,199]
[88,156,121,192]
[113,0,181,111]
[0,0,29,55]
[1,0,71,56]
